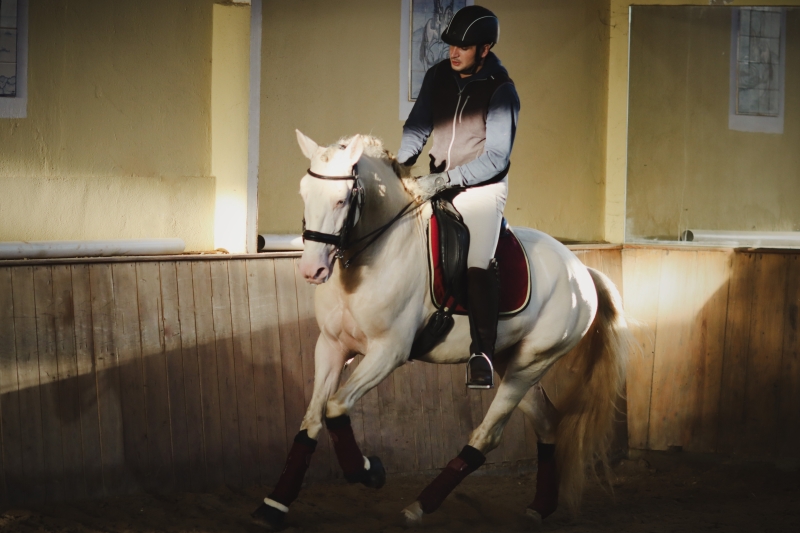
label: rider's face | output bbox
[449,45,489,76]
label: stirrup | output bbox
[466,352,494,389]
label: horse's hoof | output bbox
[525,508,543,529]
[251,503,286,530]
[401,500,424,528]
[362,456,386,489]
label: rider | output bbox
[398,5,520,389]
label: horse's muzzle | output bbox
[299,245,335,284]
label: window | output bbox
[0,0,26,118]
[729,7,786,133]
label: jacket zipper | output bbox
[445,77,487,172]
[444,92,462,172]
[458,95,471,123]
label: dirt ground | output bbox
[1,452,798,533]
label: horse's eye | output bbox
[336,199,345,207]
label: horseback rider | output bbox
[398,5,520,389]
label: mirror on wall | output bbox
[625,6,800,246]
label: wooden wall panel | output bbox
[174,262,206,490]
[742,254,788,457]
[648,251,699,450]
[209,261,243,487]
[159,262,192,491]
[4,245,798,505]
[52,265,85,499]
[622,249,663,449]
[191,261,225,488]
[13,267,46,501]
[71,265,103,499]
[112,263,148,491]
[717,253,755,455]
[245,259,287,484]
[273,259,306,467]
[33,267,65,501]
[228,260,260,488]
[0,268,21,503]
[778,255,800,458]
[136,262,174,491]
[684,252,730,453]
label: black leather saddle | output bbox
[409,191,472,359]
[431,192,471,306]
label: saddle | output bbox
[410,195,531,359]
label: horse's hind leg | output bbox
[402,365,534,525]
[517,383,561,523]
[252,334,346,530]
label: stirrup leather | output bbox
[466,352,495,389]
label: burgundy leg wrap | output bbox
[268,430,317,507]
[528,442,558,519]
[417,445,486,514]
[325,415,367,482]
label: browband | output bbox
[307,169,356,181]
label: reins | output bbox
[301,165,422,269]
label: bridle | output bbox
[301,165,421,268]
[301,166,365,260]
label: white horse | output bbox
[251,132,630,530]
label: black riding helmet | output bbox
[441,5,499,48]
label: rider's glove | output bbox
[412,172,450,201]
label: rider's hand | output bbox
[412,172,450,201]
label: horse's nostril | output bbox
[314,267,326,280]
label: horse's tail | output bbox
[550,267,631,514]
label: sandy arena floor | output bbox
[1,452,798,533]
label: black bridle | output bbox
[301,165,420,268]
[301,166,364,255]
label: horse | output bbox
[251,132,631,530]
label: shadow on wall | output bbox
[0,257,541,506]
[623,248,800,462]
[0,259,305,505]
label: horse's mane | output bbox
[328,135,424,201]
[329,135,412,179]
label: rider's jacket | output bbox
[397,52,520,188]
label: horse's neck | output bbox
[336,157,427,291]
[354,157,415,234]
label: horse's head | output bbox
[296,130,364,284]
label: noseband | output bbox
[301,166,365,260]
[301,164,421,269]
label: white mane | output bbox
[325,135,423,199]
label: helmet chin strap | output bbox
[459,57,483,76]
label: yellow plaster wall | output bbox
[605,0,800,242]
[212,4,251,253]
[626,7,800,239]
[0,0,215,250]
[259,0,611,242]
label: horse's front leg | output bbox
[322,337,409,485]
[252,333,346,530]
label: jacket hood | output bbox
[448,51,508,87]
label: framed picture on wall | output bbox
[399,0,472,120]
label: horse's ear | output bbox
[343,135,364,166]
[296,130,319,160]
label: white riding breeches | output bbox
[452,177,508,269]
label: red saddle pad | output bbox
[428,213,531,316]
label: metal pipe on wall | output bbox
[257,234,304,251]
[0,238,185,260]
[681,229,800,247]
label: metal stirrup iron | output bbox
[466,352,494,389]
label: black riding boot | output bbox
[466,262,500,389]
